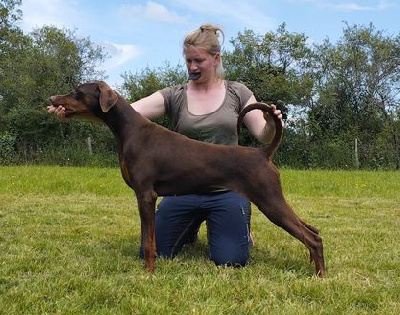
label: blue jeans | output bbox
[142,190,252,267]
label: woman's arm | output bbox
[131,91,165,120]
[242,95,284,144]
[47,90,166,121]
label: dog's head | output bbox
[49,81,119,119]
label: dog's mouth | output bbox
[63,108,75,117]
[188,72,201,80]
[49,96,86,117]
[63,107,91,118]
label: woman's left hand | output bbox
[263,104,284,127]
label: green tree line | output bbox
[1,0,399,169]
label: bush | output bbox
[0,132,17,165]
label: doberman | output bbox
[49,81,326,276]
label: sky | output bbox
[19,0,400,88]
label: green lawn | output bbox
[1,166,399,314]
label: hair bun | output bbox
[200,25,217,34]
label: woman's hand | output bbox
[243,96,284,144]
[46,105,68,121]
[263,104,284,127]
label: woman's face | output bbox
[184,45,220,82]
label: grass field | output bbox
[0,166,399,314]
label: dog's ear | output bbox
[98,83,118,112]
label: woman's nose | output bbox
[188,63,197,71]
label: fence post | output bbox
[354,138,360,169]
[86,136,93,155]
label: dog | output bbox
[49,81,326,276]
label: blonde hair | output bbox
[183,24,225,78]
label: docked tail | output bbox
[237,102,283,159]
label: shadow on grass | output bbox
[95,234,316,276]
[250,246,318,276]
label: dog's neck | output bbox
[101,96,152,145]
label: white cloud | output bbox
[172,0,276,34]
[289,0,397,12]
[101,42,143,71]
[119,1,188,23]
[377,0,398,10]
[329,2,376,11]
[20,0,144,86]
[21,0,82,31]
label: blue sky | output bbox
[19,0,400,88]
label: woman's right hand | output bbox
[47,105,67,121]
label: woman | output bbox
[48,24,283,267]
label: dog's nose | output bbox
[49,95,56,104]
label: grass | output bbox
[0,166,399,314]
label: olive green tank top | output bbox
[160,81,253,145]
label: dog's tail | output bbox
[237,102,283,159]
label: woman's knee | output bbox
[209,244,249,267]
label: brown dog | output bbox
[50,81,325,276]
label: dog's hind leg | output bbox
[252,194,326,277]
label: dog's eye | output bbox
[73,91,84,99]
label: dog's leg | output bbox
[266,201,325,276]
[240,166,326,276]
[136,190,158,272]
[249,189,325,276]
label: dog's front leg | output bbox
[136,190,158,272]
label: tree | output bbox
[0,0,25,118]
[223,24,315,159]
[0,0,21,30]
[25,26,106,104]
[0,1,109,163]
[309,23,400,168]
[224,24,313,111]
[120,62,187,128]
[0,0,27,162]
[121,62,187,101]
